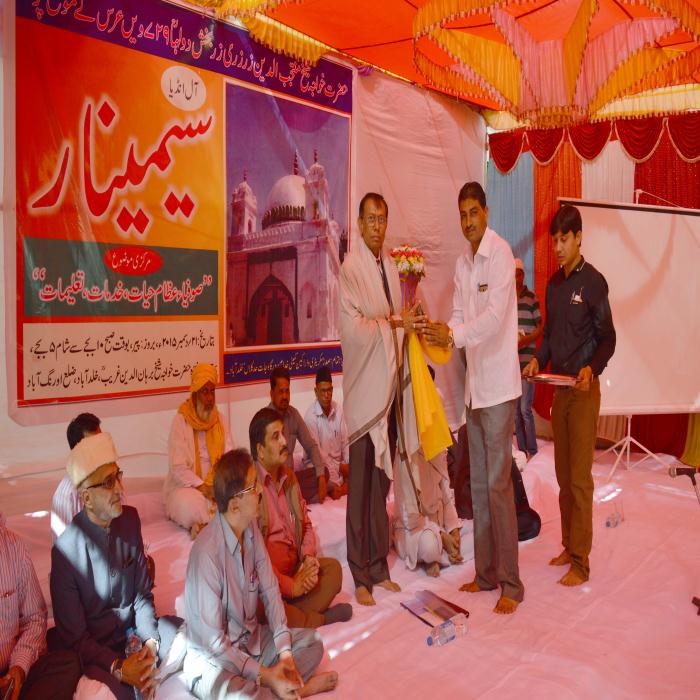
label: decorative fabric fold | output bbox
[593,84,700,122]
[590,47,674,114]
[563,0,597,104]
[616,116,665,162]
[634,129,700,208]
[667,112,700,163]
[243,15,328,64]
[489,129,526,173]
[489,113,700,171]
[195,0,293,18]
[526,127,565,165]
[569,120,612,162]
[575,18,679,111]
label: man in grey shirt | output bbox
[183,448,338,699]
[268,366,328,504]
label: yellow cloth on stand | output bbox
[408,332,453,461]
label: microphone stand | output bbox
[671,465,700,615]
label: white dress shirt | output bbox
[164,409,234,497]
[303,399,349,486]
[449,227,522,409]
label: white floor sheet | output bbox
[6,443,699,699]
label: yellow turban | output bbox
[190,363,218,393]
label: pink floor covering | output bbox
[6,443,699,699]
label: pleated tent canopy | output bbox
[193,0,700,127]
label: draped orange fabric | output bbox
[532,141,582,420]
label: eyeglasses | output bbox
[234,478,258,499]
[364,215,387,226]
[86,469,123,491]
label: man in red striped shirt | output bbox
[0,513,80,700]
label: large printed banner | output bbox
[14,0,351,404]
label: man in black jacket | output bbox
[51,432,181,700]
[523,205,616,587]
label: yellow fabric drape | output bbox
[563,0,597,103]
[243,15,328,64]
[178,399,226,487]
[408,332,453,461]
[431,27,521,108]
[680,413,700,467]
[194,0,290,18]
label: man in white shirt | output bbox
[303,366,349,499]
[422,181,524,614]
[164,363,234,538]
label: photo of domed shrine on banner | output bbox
[224,80,350,364]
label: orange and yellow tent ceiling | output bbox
[190,0,700,127]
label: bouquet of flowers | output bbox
[390,243,425,309]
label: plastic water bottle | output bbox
[125,627,143,656]
[125,628,143,698]
[605,497,625,528]
[426,613,468,646]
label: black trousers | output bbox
[18,650,81,700]
[346,402,397,591]
[48,615,182,700]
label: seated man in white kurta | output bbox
[164,363,234,538]
[393,446,463,577]
[393,368,463,577]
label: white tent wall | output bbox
[0,52,485,481]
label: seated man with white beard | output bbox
[51,433,182,700]
[164,363,234,538]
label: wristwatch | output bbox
[447,327,455,348]
[112,657,124,682]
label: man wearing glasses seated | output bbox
[50,433,182,700]
[183,448,338,699]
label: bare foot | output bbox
[459,579,488,593]
[558,567,587,587]
[299,671,338,697]
[494,596,519,614]
[549,550,571,566]
[355,586,375,606]
[376,579,401,593]
[425,562,441,578]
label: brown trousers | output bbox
[283,557,342,628]
[551,378,601,580]
[346,403,397,591]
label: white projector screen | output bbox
[559,198,700,416]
